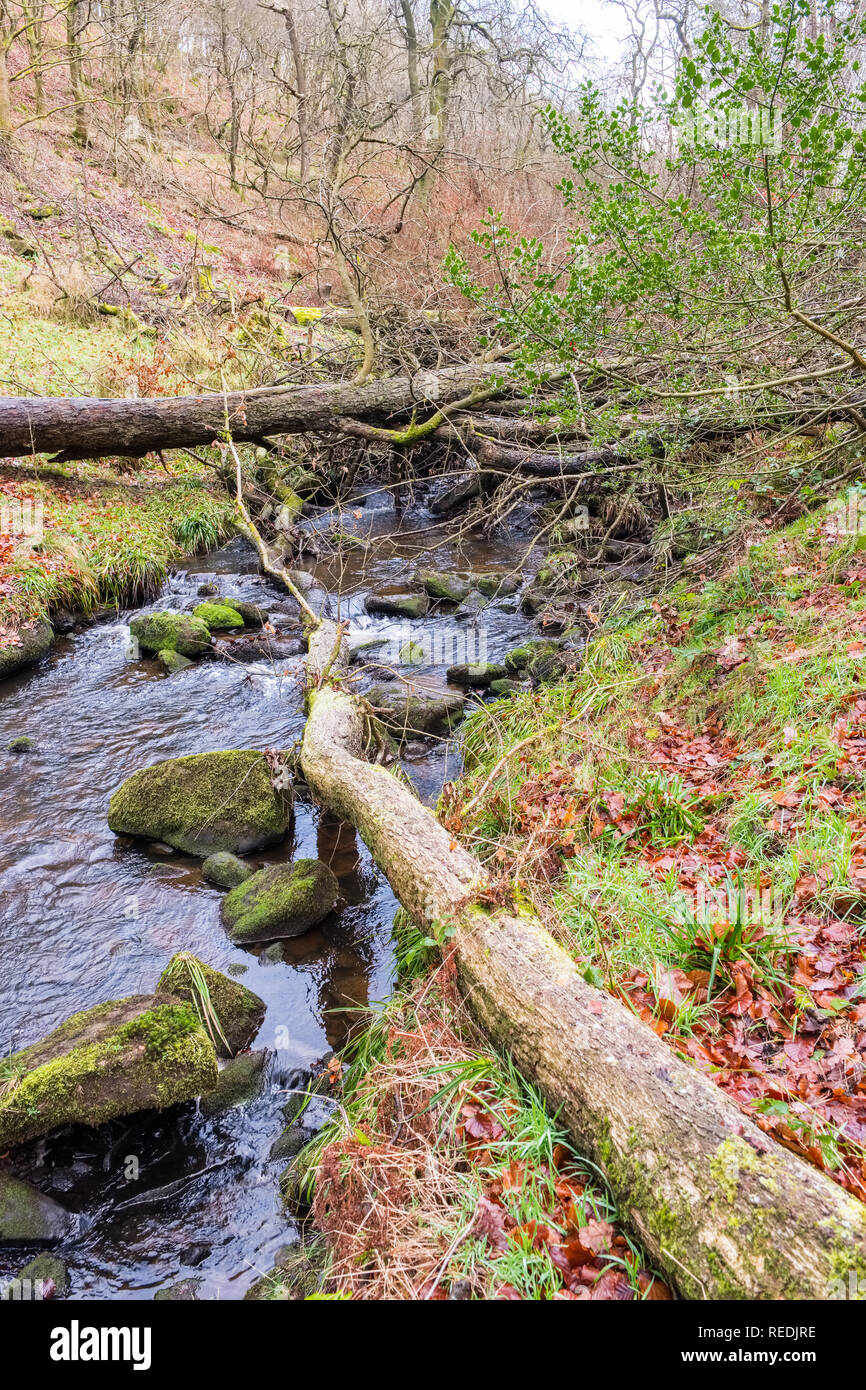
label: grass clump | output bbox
[301,947,670,1301]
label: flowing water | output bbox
[0,491,537,1299]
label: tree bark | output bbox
[0,364,511,459]
[300,618,866,1300]
[66,0,88,146]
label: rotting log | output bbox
[3,366,858,465]
[0,364,512,460]
[301,618,866,1300]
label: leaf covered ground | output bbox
[444,498,866,1205]
[304,957,672,1300]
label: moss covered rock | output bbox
[0,215,37,259]
[0,1175,74,1246]
[366,685,464,737]
[157,648,193,675]
[414,570,471,604]
[11,1252,70,1298]
[223,598,267,628]
[193,602,244,631]
[201,852,253,889]
[365,592,427,619]
[446,661,506,688]
[472,571,521,598]
[156,952,265,1057]
[154,1277,204,1301]
[489,678,522,697]
[222,858,339,944]
[129,611,212,658]
[273,489,305,527]
[243,1248,320,1301]
[504,639,561,676]
[108,749,293,856]
[269,1122,309,1161]
[399,641,426,666]
[0,622,54,681]
[199,1050,267,1115]
[0,993,218,1149]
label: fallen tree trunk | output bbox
[3,366,859,464]
[0,364,512,459]
[301,618,866,1299]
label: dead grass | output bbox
[307,953,668,1301]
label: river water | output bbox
[0,492,535,1299]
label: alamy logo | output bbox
[828,489,866,536]
[382,623,489,667]
[829,1271,866,1300]
[49,1321,152,1371]
[0,497,44,544]
[677,105,783,152]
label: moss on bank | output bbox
[0,469,234,636]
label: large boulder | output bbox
[0,1175,74,1247]
[222,858,339,944]
[414,570,471,604]
[108,749,293,856]
[192,602,244,631]
[156,953,265,1057]
[0,995,218,1150]
[366,684,464,737]
[0,622,54,681]
[364,592,427,619]
[129,611,212,658]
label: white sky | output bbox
[540,0,630,64]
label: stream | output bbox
[0,488,538,1299]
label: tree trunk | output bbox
[279,3,308,183]
[300,617,866,1300]
[66,0,88,146]
[0,363,510,459]
[0,36,12,137]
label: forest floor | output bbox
[441,502,866,1206]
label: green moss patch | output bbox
[222,858,339,944]
[0,994,218,1148]
[193,601,244,631]
[108,748,293,856]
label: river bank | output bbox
[7,461,862,1299]
[0,460,234,637]
[446,501,866,1212]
